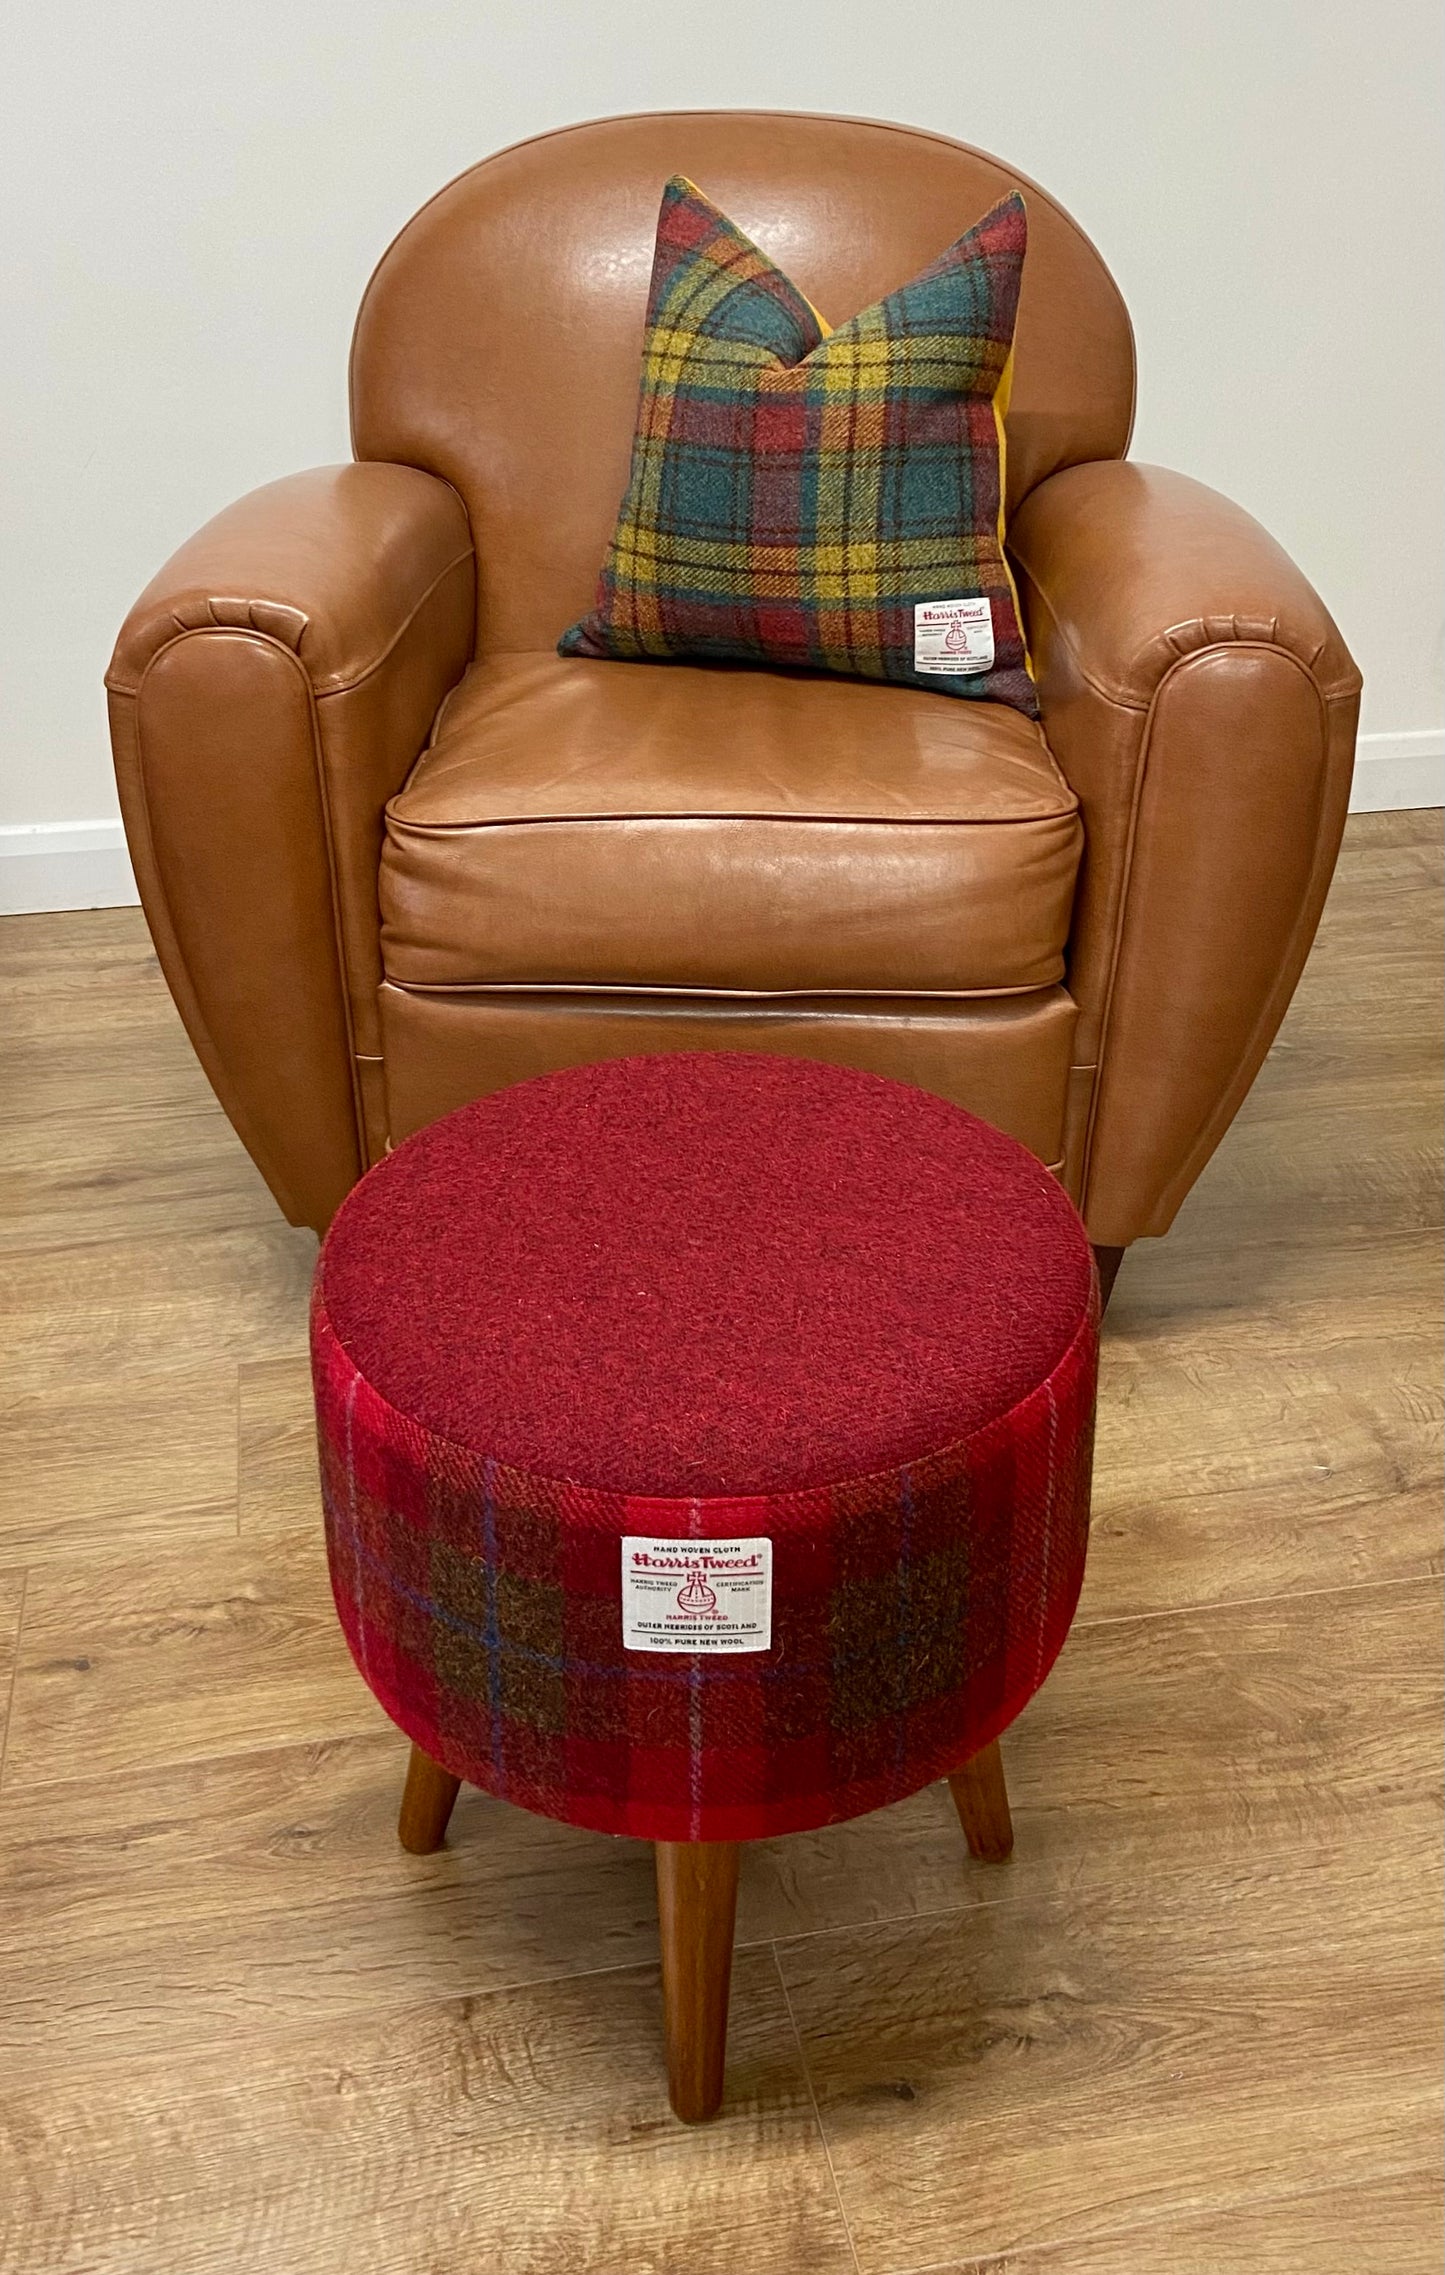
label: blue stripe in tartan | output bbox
[327,1496,830,1683]
[480,1454,505,1782]
[327,1479,1008,1698]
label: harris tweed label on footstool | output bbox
[622,1535,773,1653]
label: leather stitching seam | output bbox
[312,549,474,697]
[134,627,367,1166]
[380,979,1067,1003]
[383,808,1084,834]
[104,546,474,699]
[1011,560,1363,712]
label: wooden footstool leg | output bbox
[654,1840,740,2122]
[397,1743,462,1854]
[947,1738,1014,1862]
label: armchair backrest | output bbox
[350,111,1134,657]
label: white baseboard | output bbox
[0,821,139,915]
[1348,728,1445,814]
[1,729,1440,915]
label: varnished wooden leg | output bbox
[397,1743,461,1854]
[1092,1242,1125,1314]
[947,1738,1014,1862]
[654,1840,740,2122]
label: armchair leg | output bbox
[654,1840,740,2122]
[1092,1243,1125,1313]
[397,1743,462,1854]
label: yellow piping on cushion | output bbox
[992,344,1035,680]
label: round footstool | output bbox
[311,1053,1098,2118]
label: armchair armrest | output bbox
[1009,462,1360,1244]
[106,464,475,1229]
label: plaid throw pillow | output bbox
[559,177,1036,715]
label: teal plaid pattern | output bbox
[560,177,1036,714]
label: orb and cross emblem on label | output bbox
[675,1564,719,1614]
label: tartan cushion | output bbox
[312,1054,1097,1842]
[559,177,1037,716]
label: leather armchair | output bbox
[107,113,1359,1264]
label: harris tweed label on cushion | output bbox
[559,176,1036,714]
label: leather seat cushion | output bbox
[380,653,1082,994]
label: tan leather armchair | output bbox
[107,113,1360,1275]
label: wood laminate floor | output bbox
[0,810,1440,2274]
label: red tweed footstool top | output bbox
[312,1053,1097,1842]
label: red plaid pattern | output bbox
[313,1291,1096,1843]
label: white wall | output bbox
[2,0,1441,904]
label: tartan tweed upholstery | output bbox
[312,1055,1097,1843]
[559,177,1037,716]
